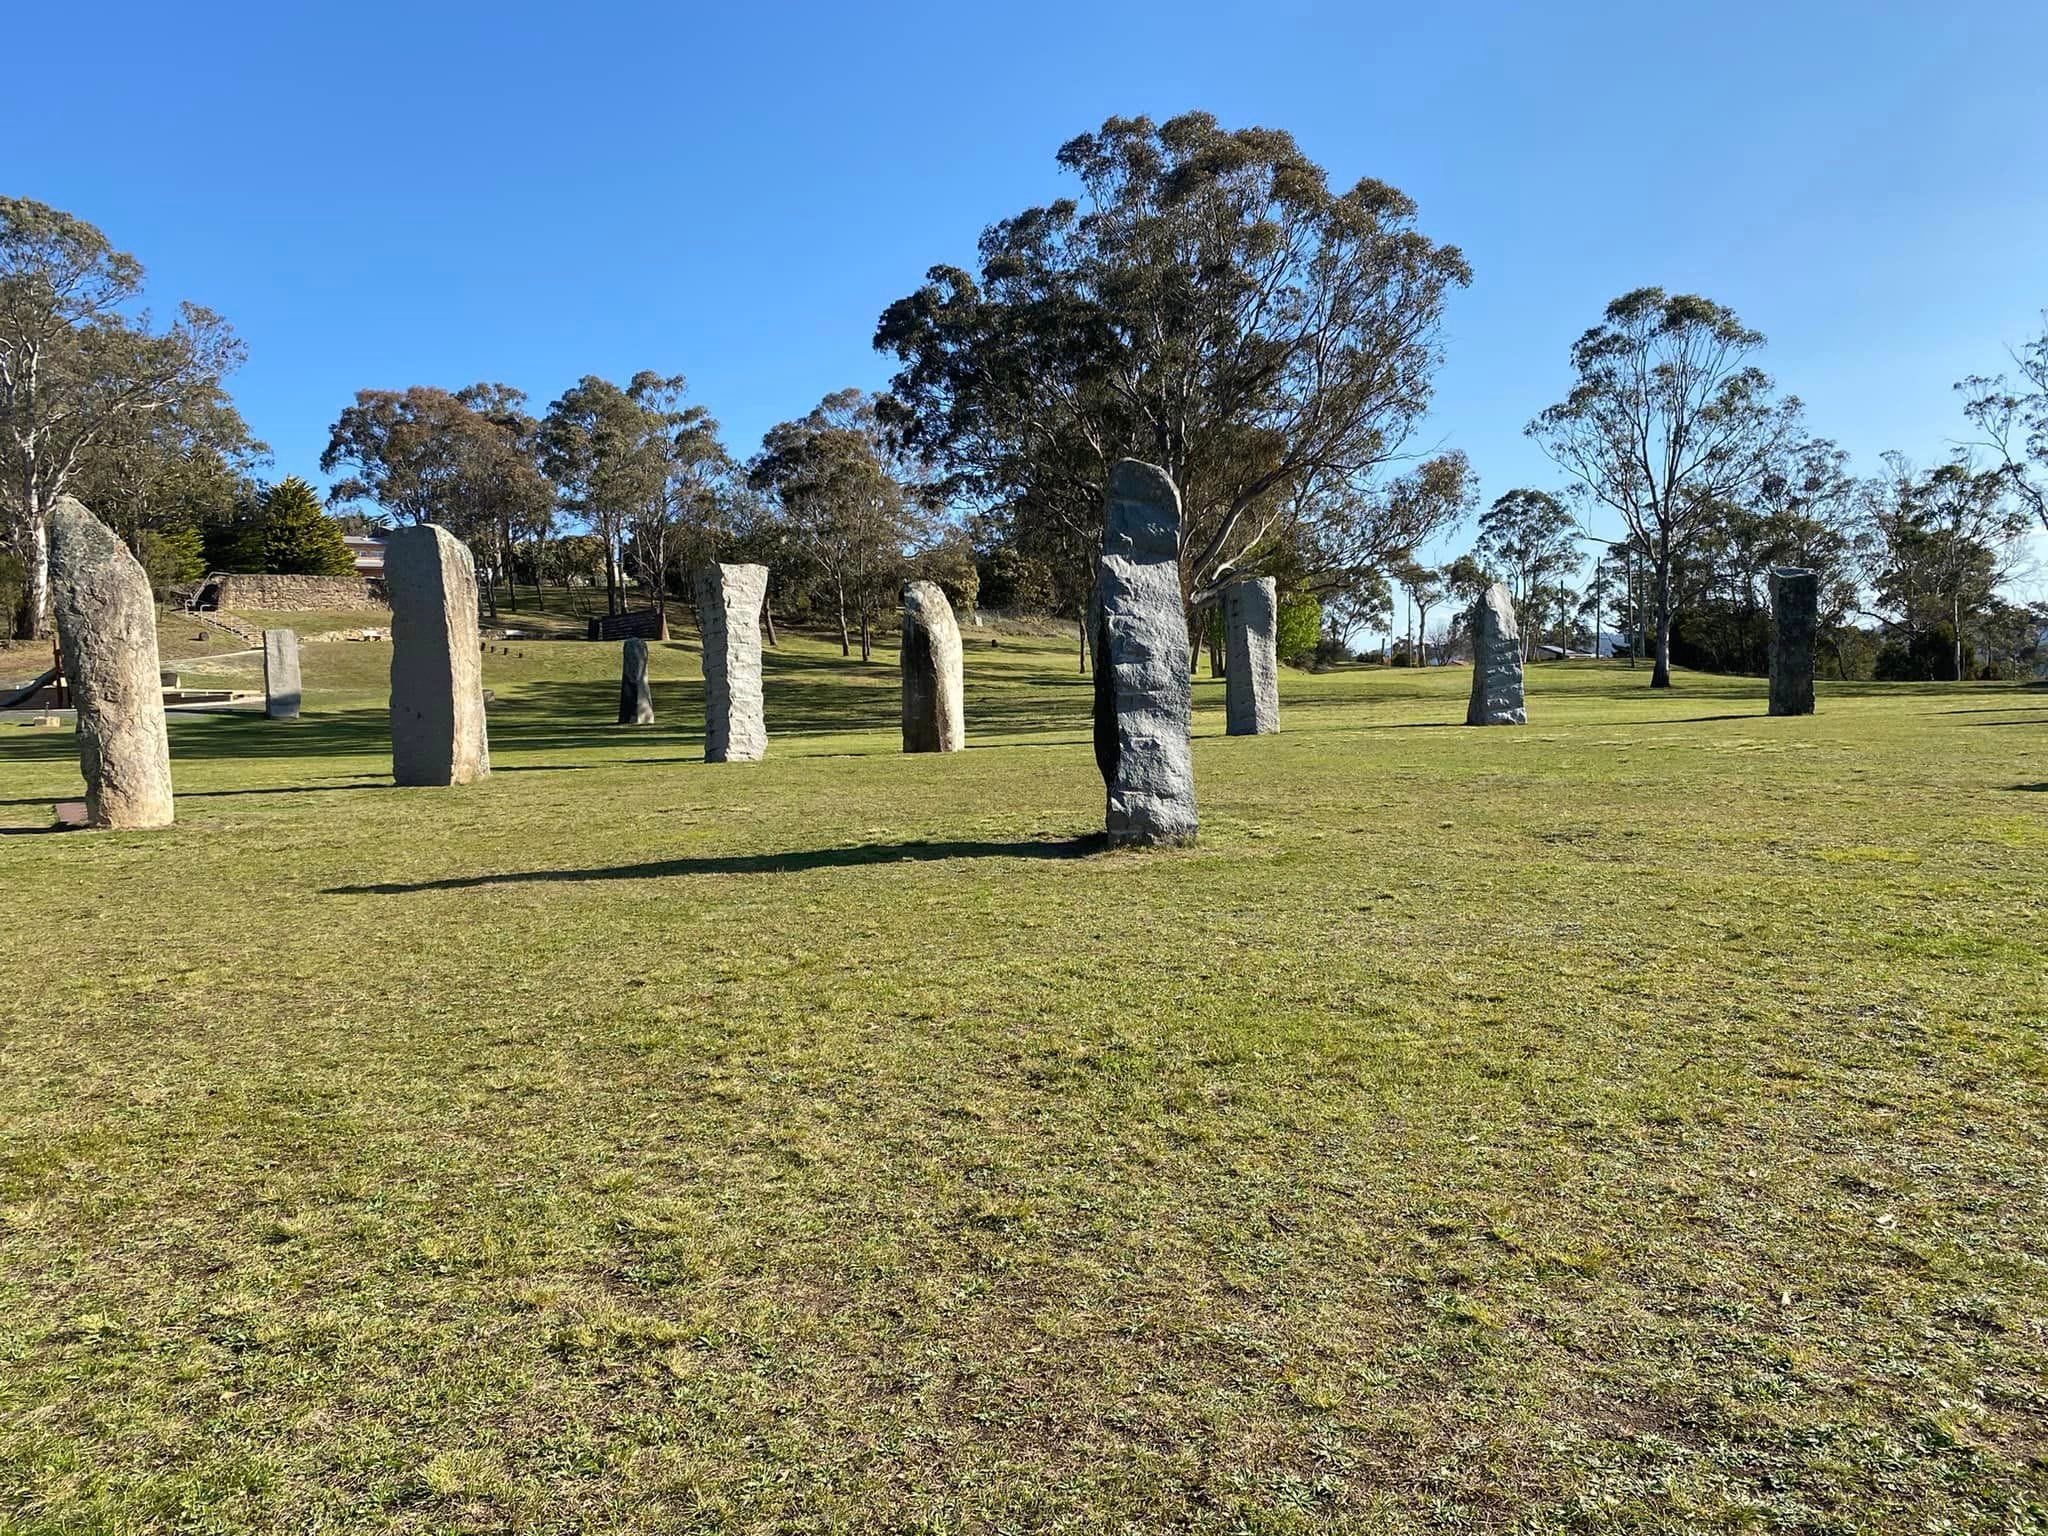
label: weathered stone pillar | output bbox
[1466,582,1527,726]
[618,637,655,725]
[695,562,768,762]
[901,580,965,753]
[47,497,174,829]
[1223,575,1280,736]
[1769,566,1818,716]
[1092,460,1197,846]
[386,524,490,785]
[263,628,302,721]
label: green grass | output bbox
[2,633,2044,1534]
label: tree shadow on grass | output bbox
[325,833,1107,894]
[2005,783,2047,793]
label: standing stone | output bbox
[618,637,655,725]
[900,580,965,753]
[1465,582,1527,726]
[1223,575,1280,736]
[1092,460,1197,847]
[47,497,174,829]
[263,628,302,721]
[1768,566,1818,717]
[695,562,768,762]
[386,524,489,786]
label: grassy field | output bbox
[1,625,2044,1534]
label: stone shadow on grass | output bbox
[325,834,1108,894]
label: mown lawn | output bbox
[1,629,2044,1534]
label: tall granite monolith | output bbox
[695,563,768,762]
[47,497,174,829]
[1092,460,1197,847]
[263,628,302,721]
[1768,566,1818,717]
[1223,575,1280,736]
[386,524,490,785]
[618,637,655,725]
[901,580,965,753]
[1466,582,1527,726]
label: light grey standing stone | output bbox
[47,497,174,829]
[385,524,490,786]
[263,628,302,721]
[695,562,768,762]
[1465,582,1527,726]
[1768,566,1818,717]
[1223,575,1280,736]
[900,579,965,753]
[618,637,655,725]
[1092,460,1197,847]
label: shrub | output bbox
[1276,593,1321,665]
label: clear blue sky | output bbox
[9,0,2046,579]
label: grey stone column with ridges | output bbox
[901,580,965,753]
[1465,582,1527,726]
[263,628,301,721]
[1223,575,1280,736]
[618,637,655,725]
[1092,460,1197,846]
[695,563,768,762]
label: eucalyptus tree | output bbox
[1957,314,2048,533]
[1529,288,1797,687]
[323,386,485,532]
[876,112,1472,616]
[540,376,666,615]
[0,197,249,635]
[1473,489,1579,658]
[453,383,555,613]
[750,389,934,661]
[1858,453,2025,681]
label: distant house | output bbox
[344,535,387,574]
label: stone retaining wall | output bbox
[207,573,387,611]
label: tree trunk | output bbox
[1651,548,1674,689]
[836,579,850,656]
[859,606,872,663]
[1209,628,1224,678]
[12,499,49,640]
[1953,592,1964,682]
[1077,611,1089,674]
[762,593,778,647]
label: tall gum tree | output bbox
[875,112,1472,618]
[0,197,247,636]
[1528,288,1796,688]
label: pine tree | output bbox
[260,476,356,576]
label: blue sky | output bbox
[9,0,2046,584]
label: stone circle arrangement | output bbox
[36,464,1829,842]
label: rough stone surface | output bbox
[618,637,655,725]
[1769,566,1818,716]
[386,524,490,785]
[263,628,302,721]
[1465,582,1527,726]
[695,563,768,762]
[900,580,965,753]
[1092,460,1197,846]
[1223,575,1280,736]
[48,498,175,829]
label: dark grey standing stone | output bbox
[386,524,490,785]
[901,580,965,753]
[1223,575,1280,736]
[263,628,302,721]
[1466,582,1527,726]
[695,562,768,762]
[47,497,174,829]
[1768,566,1818,716]
[1092,460,1197,847]
[618,637,655,725]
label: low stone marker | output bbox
[386,524,490,785]
[1093,459,1197,846]
[1769,566,1818,716]
[901,580,965,753]
[1466,582,1527,726]
[618,637,655,725]
[47,497,175,829]
[263,628,302,720]
[1223,575,1280,736]
[695,563,768,762]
